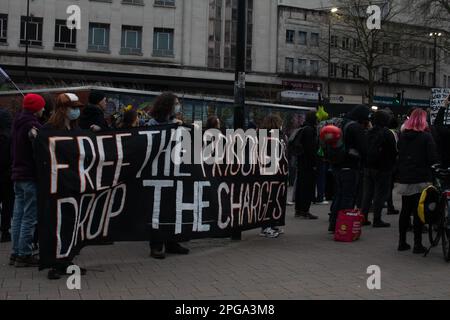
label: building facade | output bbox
[0,0,278,95]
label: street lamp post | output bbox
[327,8,338,102]
[231,0,247,241]
[429,32,442,88]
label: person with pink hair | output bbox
[396,109,439,254]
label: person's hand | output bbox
[90,125,101,132]
[29,127,39,139]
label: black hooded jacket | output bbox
[0,108,12,181]
[79,104,109,131]
[434,107,450,167]
[337,105,369,169]
[297,117,318,169]
[397,130,439,184]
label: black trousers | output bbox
[295,166,317,213]
[361,169,392,222]
[399,193,423,246]
[0,178,14,234]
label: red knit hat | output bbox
[23,93,45,113]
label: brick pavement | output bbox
[1,192,450,300]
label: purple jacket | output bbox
[11,110,42,181]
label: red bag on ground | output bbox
[334,209,363,242]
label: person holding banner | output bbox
[0,108,13,243]
[10,94,45,267]
[42,93,83,131]
[148,92,190,259]
[79,90,109,132]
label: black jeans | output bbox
[399,193,423,247]
[361,169,392,222]
[295,166,317,213]
[387,174,396,211]
[329,169,359,229]
[0,178,14,234]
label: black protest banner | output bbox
[35,124,288,268]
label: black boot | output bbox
[373,220,391,228]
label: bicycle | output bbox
[422,165,450,261]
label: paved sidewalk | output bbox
[1,194,450,300]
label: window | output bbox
[155,0,175,6]
[0,14,7,43]
[419,46,426,59]
[20,16,43,46]
[393,43,400,56]
[310,60,319,76]
[352,38,360,51]
[429,47,434,60]
[122,0,144,4]
[352,65,360,78]
[310,33,319,47]
[382,42,391,55]
[372,40,379,53]
[121,25,142,54]
[409,71,416,84]
[393,69,400,83]
[419,71,426,85]
[298,31,307,45]
[382,68,389,82]
[341,64,349,78]
[286,30,294,43]
[429,72,434,86]
[88,23,110,52]
[298,59,307,75]
[153,28,174,56]
[54,19,76,49]
[330,63,338,78]
[285,57,294,73]
[330,35,338,48]
[342,37,350,49]
[444,75,448,88]
[409,45,417,58]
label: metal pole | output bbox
[25,0,30,82]
[433,35,437,88]
[231,0,247,241]
[328,15,331,101]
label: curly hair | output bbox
[150,92,178,121]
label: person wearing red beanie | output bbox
[9,93,45,268]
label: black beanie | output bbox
[89,90,106,105]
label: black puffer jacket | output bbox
[297,119,318,169]
[397,130,439,184]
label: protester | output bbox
[315,107,330,205]
[433,95,450,168]
[79,90,109,131]
[0,108,14,243]
[119,109,139,129]
[43,93,82,131]
[328,105,369,232]
[40,93,88,279]
[397,109,439,254]
[10,94,45,267]
[259,114,284,237]
[293,111,319,220]
[386,114,400,216]
[361,110,397,228]
[147,92,189,259]
[206,115,221,130]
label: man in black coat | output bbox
[433,95,450,168]
[360,110,398,228]
[294,111,319,219]
[79,90,109,131]
[0,108,13,242]
[329,105,369,232]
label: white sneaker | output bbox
[260,228,280,238]
[287,201,295,206]
[316,201,329,205]
[272,227,284,235]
